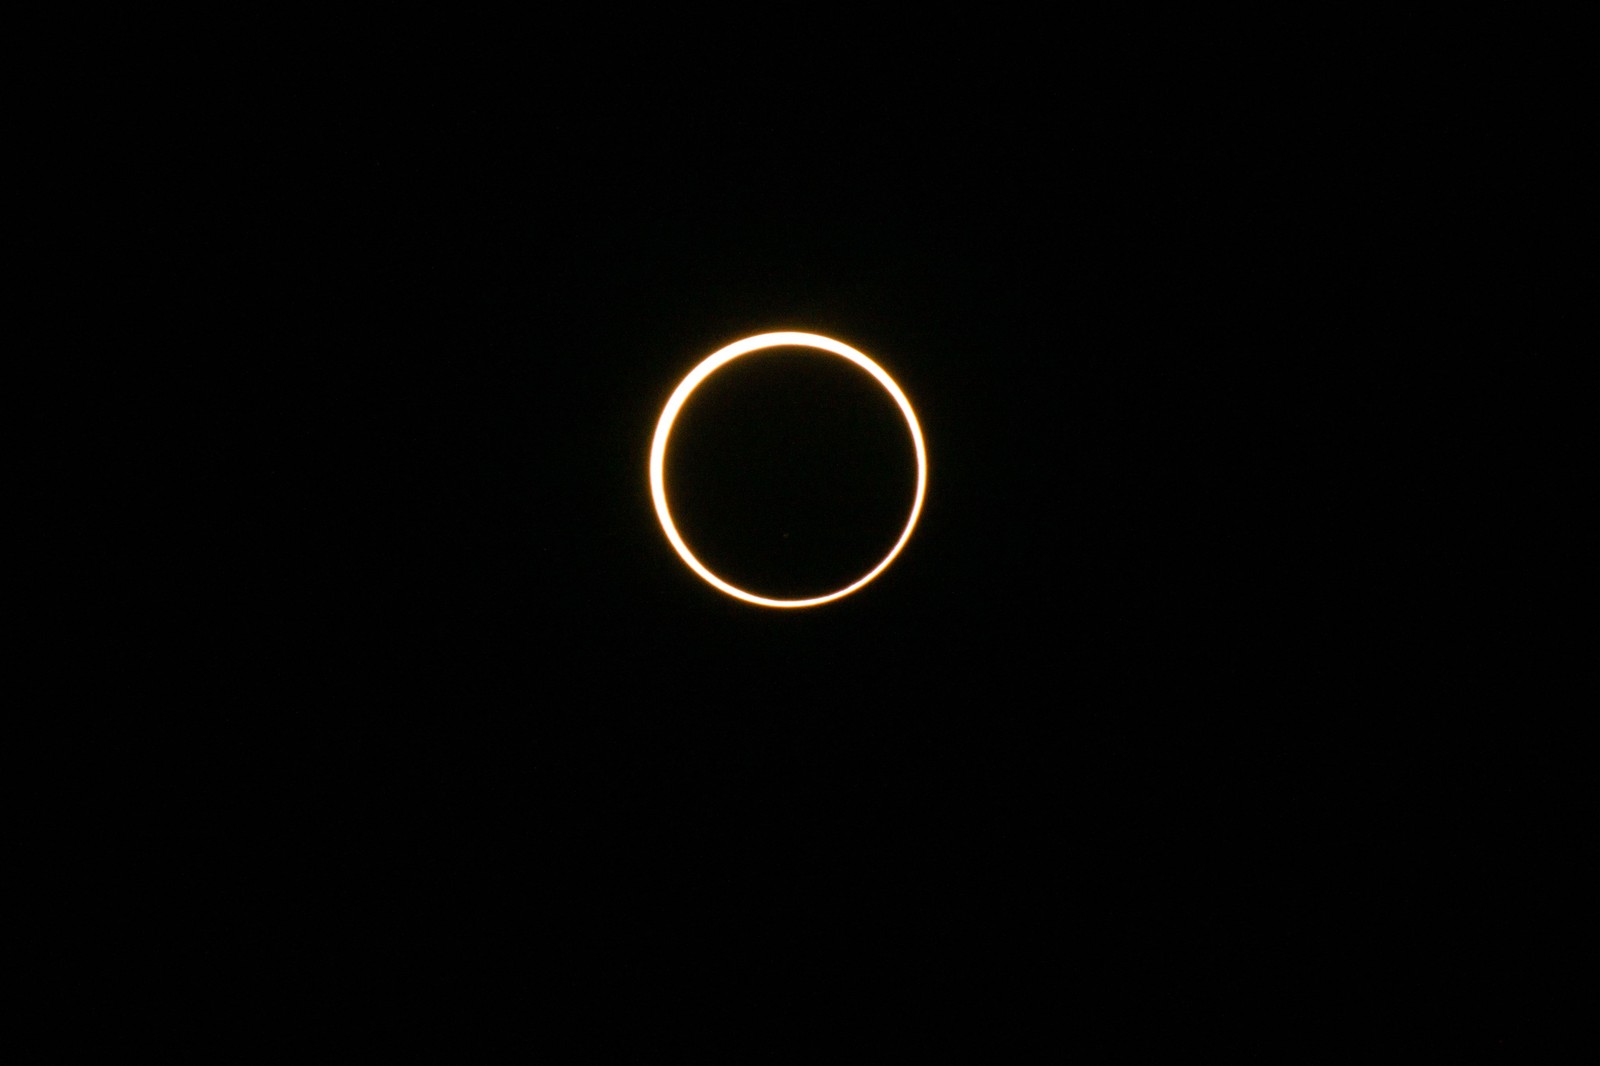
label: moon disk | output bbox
[649,332,928,608]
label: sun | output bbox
[649,332,927,608]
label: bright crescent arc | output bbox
[649,332,928,608]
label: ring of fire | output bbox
[649,332,928,608]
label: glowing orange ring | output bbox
[649,332,927,608]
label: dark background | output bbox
[104,20,1554,1053]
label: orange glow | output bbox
[649,332,928,608]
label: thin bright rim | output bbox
[649,332,927,608]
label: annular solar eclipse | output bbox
[649,332,928,608]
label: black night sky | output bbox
[136,23,1545,1054]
